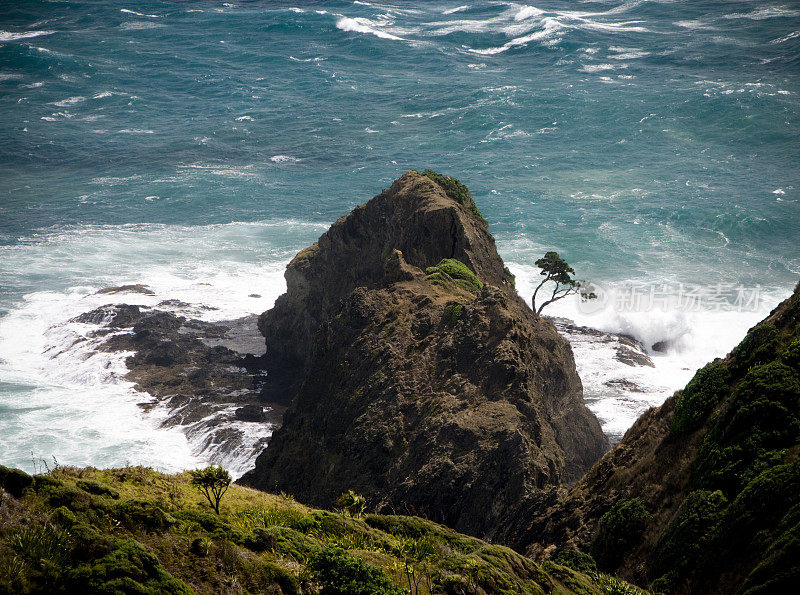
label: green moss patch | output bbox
[426,258,483,293]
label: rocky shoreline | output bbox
[70,298,282,474]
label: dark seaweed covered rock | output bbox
[240,171,607,539]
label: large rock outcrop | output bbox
[240,170,607,539]
[518,281,800,594]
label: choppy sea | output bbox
[1,0,798,477]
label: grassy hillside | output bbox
[0,465,644,594]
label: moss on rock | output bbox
[426,258,484,293]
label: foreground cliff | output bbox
[240,170,607,538]
[517,281,800,593]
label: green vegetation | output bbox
[670,362,730,434]
[419,169,487,225]
[336,490,366,518]
[442,303,463,324]
[309,547,403,595]
[591,499,654,572]
[651,490,727,590]
[554,550,598,575]
[189,465,231,515]
[693,361,800,494]
[425,258,483,293]
[0,465,643,594]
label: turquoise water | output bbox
[1,0,799,474]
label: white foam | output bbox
[723,7,800,21]
[443,5,469,15]
[771,30,800,43]
[515,6,544,21]
[119,21,166,30]
[0,221,328,476]
[580,63,624,72]
[120,8,160,18]
[270,155,300,163]
[0,30,55,42]
[468,17,564,55]
[336,16,404,41]
[52,96,86,107]
[505,261,787,438]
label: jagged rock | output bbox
[256,170,512,397]
[96,284,155,295]
[72,304,144,328]
[235,404,265,422]
[72,304,280,464]
[240,170,607,539]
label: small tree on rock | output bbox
[189,465,231,515]
[531,251,595,316]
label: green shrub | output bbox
[741,519,800,594]
[76,480,120,499]
[652,490,727,583]
[420,169,487,224]
[0,465,33,498]
[591,499,654,571]
[443,303,463,324]
[41,483,92,512]
[783,338,800,370]
[239,558,300,595]
[174,508,231,533]
[337,490,367,518]
[243,526,322,560]
[671,362,730,434]
[425,259,483,293]
[309,546,403,595]
[67,538,192,594]
[710,461,800,556]
[731,323,779,374]
[694,362,800,493]
[553,549,597,574]
[51,506,78,528]
[114,500,174,533]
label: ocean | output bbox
[1,0,798,477]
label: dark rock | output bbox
[240,171,607,540]
[235,404,265,422]
[72,304,143,328]
[603,379,646,392]
[651,340,670,352]
[615,345,655,367]
[96,284,155,296]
